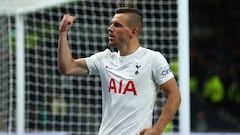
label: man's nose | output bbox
[108,24,113,32]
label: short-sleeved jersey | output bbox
[85,47,174,135]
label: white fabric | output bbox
[85,47,174,135]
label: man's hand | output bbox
[139,128,161,135]
[59,15,76,32]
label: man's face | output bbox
[108,13,132,48]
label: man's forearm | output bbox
[153,93,181,134]
[57,31,73,74]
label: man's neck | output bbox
[118,39,140,56]
[119,45,139,56]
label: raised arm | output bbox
[140,78,181,135]
[57,15,89,76]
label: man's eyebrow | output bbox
[110,21,123,27]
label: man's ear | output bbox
[130,28,139,37]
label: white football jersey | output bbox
[85,47,174,135]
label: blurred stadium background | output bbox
[189,0,240,132]
[0,0,240,135]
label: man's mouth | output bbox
[109,34,114,41]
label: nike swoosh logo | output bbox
[105,66,113,69]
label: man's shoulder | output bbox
[91,48,117,57]
[139,47,163,57]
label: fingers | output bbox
[59,15,76,32]
[139,128,147,135]
[139,128,159,135]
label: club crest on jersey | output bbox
[135,63,141,75]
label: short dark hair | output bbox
[115,7,143,32]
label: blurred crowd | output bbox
[189,0,240,132]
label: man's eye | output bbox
[114,23,122,27]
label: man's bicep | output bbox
[71,58,89,76]
[160,78,180,96]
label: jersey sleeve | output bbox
[85,49,109,75]
[152,52,174,86]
